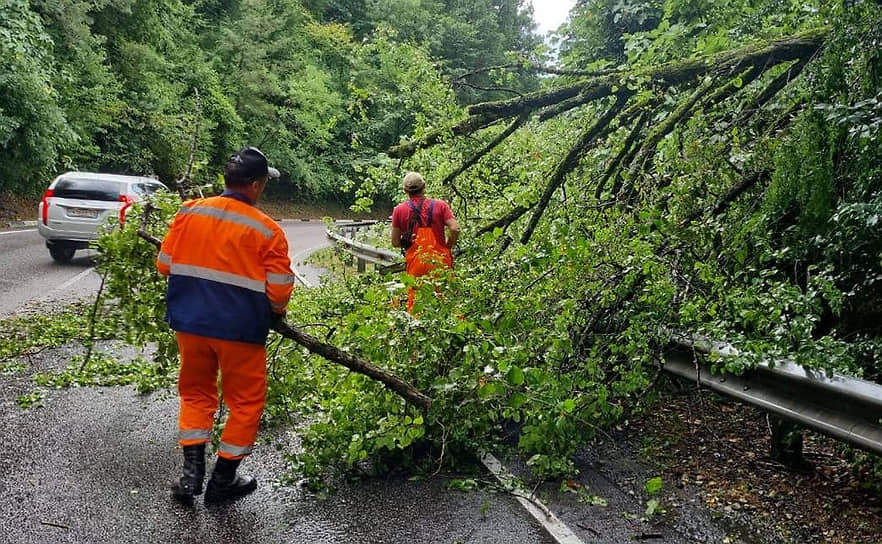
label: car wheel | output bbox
[49,246,76,264]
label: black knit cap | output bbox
[224,147,280,185]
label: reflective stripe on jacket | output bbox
[156,192,294,344]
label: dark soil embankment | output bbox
[0,193,388,224]
[626,385,882,543]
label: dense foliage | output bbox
[37,0,882,488]
[302,0,882,483]
[0,0,539,199]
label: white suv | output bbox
[38,172,167,263]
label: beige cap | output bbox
[403,172,426,193]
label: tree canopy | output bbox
[0,0,539,199]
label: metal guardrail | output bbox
[326,228,882,460]
[664,332,882,457]
[325,222,402,272]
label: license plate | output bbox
[67,207,99,218]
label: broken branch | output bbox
[738,57,811,126]
[677,170,770,228]
[271,320,432,411]
[450,62,622,81]
[596,108,651,199]
[441,113,529,189]
[521,93,631,245]
[135,207,432,411]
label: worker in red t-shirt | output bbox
[390,172,460,311]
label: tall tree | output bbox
[0,0,76,193]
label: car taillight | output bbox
[41,189,54,225]
[119,194,135,225]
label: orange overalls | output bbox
[157,191,294,459]
[404,199,452,311]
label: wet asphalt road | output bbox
[0,227,101,315]
[0,222,556,544]
[0,221,332,317]
[0,349,553,544]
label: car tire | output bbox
[49,246,76,264]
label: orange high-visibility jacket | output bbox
[156,192,294,344]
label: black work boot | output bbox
[171,444,206,504]
[204,456,257,505]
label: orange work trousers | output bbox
[176,331,267,460]
[405,226,453,311]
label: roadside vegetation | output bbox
[4,2,882,541]
[0,0,539,201]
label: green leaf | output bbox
[645,476,663,495]
[560,398,576,413]
[506,366,525,385]
[477,382,500,399]
[508,392,528,409]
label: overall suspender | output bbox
[408,198,434,227]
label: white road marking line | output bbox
[290,243,332,288]
[0,229,37,235]
[481,453,586,544]
[38,267,96,301]
[284,230,582,542]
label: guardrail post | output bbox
[357,258,365,273]
[769,416,806,468]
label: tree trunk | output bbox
[387,29,826,159]
[271,320,432,411]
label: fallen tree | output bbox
[387,29,826,157]
[388,29,828,244]
[86,8,882,491]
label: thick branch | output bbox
[711,65,765,105]
[138,203,163,248]
[738,57,811,126]
[607,132,646,198]
[387,113,501,159]
[441,113,528,188]
[617,79,718,198]
[618,66,763,200]
[455,80,524,97]
[388,28,826,159]
[677,170,769,228]
[135,208,432,411]
[271,320,432,411]
[673,62,809,227]
[638,80,714,167]
[520,93,631,245]
[470,30,824,120]
[596,109,651,199]
[477,204,530,236]
[450,62,622,81]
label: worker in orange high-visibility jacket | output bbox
[156,147,295,505]
[391,172,460,311]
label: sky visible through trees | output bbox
[531,0,576,36]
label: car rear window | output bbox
[53,178,122,202]
[131,182,167,197]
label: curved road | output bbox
[0,222,555,544]
[0,221,332,318]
